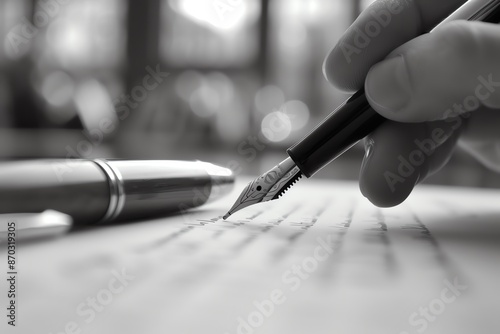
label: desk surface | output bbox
[2,180,500,334]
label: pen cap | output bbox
[102,160,234,222]
[287,90,385,178]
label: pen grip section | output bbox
[287,90,385,178]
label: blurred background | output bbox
[0,0,499,188]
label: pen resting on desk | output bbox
[0,160,234,224]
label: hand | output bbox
[324,0,500,207]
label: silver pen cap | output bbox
[98,160,234,222]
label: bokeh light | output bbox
[41,71,75,108]
[175,71,204,102]
[74,79,117,136]
[261,111,292,143]
[168,0,259,32]
[189,83,220,118]
[282,100,310,131]
[254,85,285,115]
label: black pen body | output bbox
[287,90,384,178]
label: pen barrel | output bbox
[436,0,500,28]
[0,160,110,223]
[287,90,385,178]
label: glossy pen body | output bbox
[0,160,234,224]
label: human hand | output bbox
[324,0,500,207]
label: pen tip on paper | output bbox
[223,212,231,220]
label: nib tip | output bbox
[222,212,231,220]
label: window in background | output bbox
[130,0,265,154]
[160,0,261,68]
[0,0,129,157]
[147,0,356,155]
[30,0,127,128]
[37,0,126,70]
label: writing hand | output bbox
[324,0,500,206]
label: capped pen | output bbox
[0,159,234,224]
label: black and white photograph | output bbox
[0,0,499,333]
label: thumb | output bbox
[365,21,500,123]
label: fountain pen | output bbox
[224,0,500,219]
[0,159,234,224]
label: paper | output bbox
[2,180,500,334]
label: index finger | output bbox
[324,0,467,92]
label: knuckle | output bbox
[323,48,360,92]
[437,21,480,61]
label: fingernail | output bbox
[363,140,374,161]
[365,56,412,114]
[359,140,374,198]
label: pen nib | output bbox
[222,157,302,219]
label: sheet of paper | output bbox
[2,180,500,334]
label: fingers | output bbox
[365,21,500,122]
[359,118,462,207]
[324,0,466,92]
